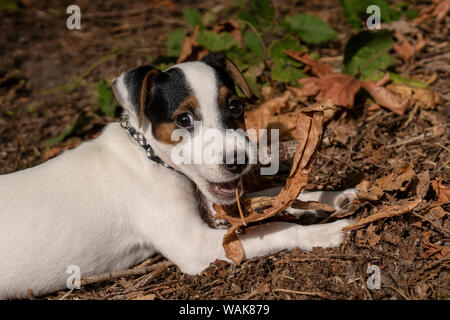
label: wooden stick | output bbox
[264,140,298,163]
[273,288,329,298]
[343,199,421,231]
[80,261,172,286]
[236,184,247,226]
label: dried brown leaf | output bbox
[245,94,290,131]
[366,223,381,247]
[416,171,431,199]
[177,27,209,63]
[431,178,450,203]
[285,50,334,77]
[360,80,409,115]
[293,74,361,108]
[291,200,335,213]
[386,84,440,110]
[356,180,384,201]
[244,92,301,140]
[212,20,245,47]
[427,206,448,219]
[422,231,450,259]
[393,31,426,62]
[223,227,244,265]
[374,165,416,192]
[343,198,422,231]
[412,0,450,25]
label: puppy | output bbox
[0,53,355,299]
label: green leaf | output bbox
[268,35,304,64]
[196,30,239,52]
[370,0,391,23]
[244,76,261,97]
[243,30,264,57]
[271,61,306,85]
[238,11,260,28]
[97,81,116,117]
[183,8,202,28]
[340,0,391,28]
[343,30,395,80]
[153,55,177,71]
[310,52,320,60]
[202,10,217,26]
[391,2,418,20]
[166,28,186,57]
[225,47,257,70]
[404,9,418,20]
[390,73,428,88]
[340,0,364,29]
[284,14,337,44]
[268,36,306,85]
[251,0,275,21]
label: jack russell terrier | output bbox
[0,53,356,299]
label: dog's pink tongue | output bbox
[218,181,237,194]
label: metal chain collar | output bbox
[119,114,178,172]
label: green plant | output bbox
[343,30,396,80]
[96,81,117,117]
[283,14,337,44]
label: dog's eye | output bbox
[175,112,194,128]
[228,100,244,118]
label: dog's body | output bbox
[0,55,354,299]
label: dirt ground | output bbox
[0,0,448,300]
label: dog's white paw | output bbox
[297,219,352,251]
[334,188,358,213]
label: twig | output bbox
[80,261,172,286]
[384,285,410,300]
[261,140,298,164]
[135,261,172,288]
[274,254,381,264]
[273,288,329,298]
[343,199,422,231]
[385,134,425,148]
[236,184,247,226]
[404,103,420,127]
[58,288,74,300]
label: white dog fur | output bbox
[0,59,355,299]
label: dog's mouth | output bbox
[207,179,241,201]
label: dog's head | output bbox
[113,53,255,204]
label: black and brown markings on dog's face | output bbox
[144,68,200,145]
[204,60,247,132]
[217,85,246,131]
[145,63,246,145]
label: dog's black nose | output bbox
[223,153,248,174]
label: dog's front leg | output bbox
[150,202,350,275]
[236,219,351,261]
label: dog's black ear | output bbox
[201,53,252,99]
[113,66,161,127]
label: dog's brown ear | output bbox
[138,69,159,127]
[201,53,252,99]
[113,66,161,127]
